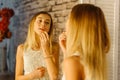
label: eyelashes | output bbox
[37,20,50,25]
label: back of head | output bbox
[66,4,110,80]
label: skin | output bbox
[59,24,85,80]
[59,4,110,80]
[15,14,59,80]
[34,14,51,35]
[62,56,84,80]
[16,45,45,80]
[59,32,66,57]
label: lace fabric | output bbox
[23,49,49,80]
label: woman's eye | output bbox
[38,20,42,22]
[45,22,50,24]
[37,20,42,23]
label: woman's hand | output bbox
[39,32,59,80]
[59,32,66,54]
[39,31,50,56]
[31,66,46,79]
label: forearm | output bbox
[43,49,58,80]
[45,57,58,80]
[15,73,34,80]
[41,40,59,80]
[61,46,66,55]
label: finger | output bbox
[42,31,49,41]
[40,34,45,43]
[37,66,46,71]
[59,34,66,40]
[59,33,63,39]
[39,32,44,41]
[41,32,47,41]
[39,71,45,77]
[37,66,45,69]
[40,67,46,70]
[44,32,49,40]
[39,34,42,41]
[37,69,45,72]
[38,71,45,78]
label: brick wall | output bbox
[1,1,119,80]
[118,0,120,79]
[13,0,79,46]
[12,0,79,78]
[0,0,119,80]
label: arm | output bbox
[52,42,59,71]
[15,44,45,80]
[62,57,83,80]
[59,32,66,57]
[40,32,59,80]
[44,42,59,80]
[15,44,32,80]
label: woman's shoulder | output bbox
[15,44,25,60]
[62,56,80,68]
[62,57,81,78]
[16,44,24,55]
[18,44,24,48]
[62,57,84,79]
[17,44,24,50]
[62,56,84,72]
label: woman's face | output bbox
[34,14,51,35]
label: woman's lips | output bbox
[39,28,45,31]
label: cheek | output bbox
[45,25,51,32]
[33,24,37,31]
[34,23,39,33]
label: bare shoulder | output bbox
[62,56,85,80]
[16,44,24,57]
[62,56,84,80]
[17,44,24,49]
[62,56,80,69]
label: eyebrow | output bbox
[38,17,50,21]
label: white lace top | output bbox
[23,48,49,80]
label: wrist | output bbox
[43,50,51,56]
[30,72,35,79]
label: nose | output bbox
[41,21,45,26]
[40,22,46,30]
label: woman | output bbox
[15,11,59,80]
[59,4,110,80]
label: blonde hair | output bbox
[66,4,110,80]
[24,11,53,51]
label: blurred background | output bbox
[0,0,119,80]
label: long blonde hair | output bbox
[66,4,110,80]
[24,11,53,51]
